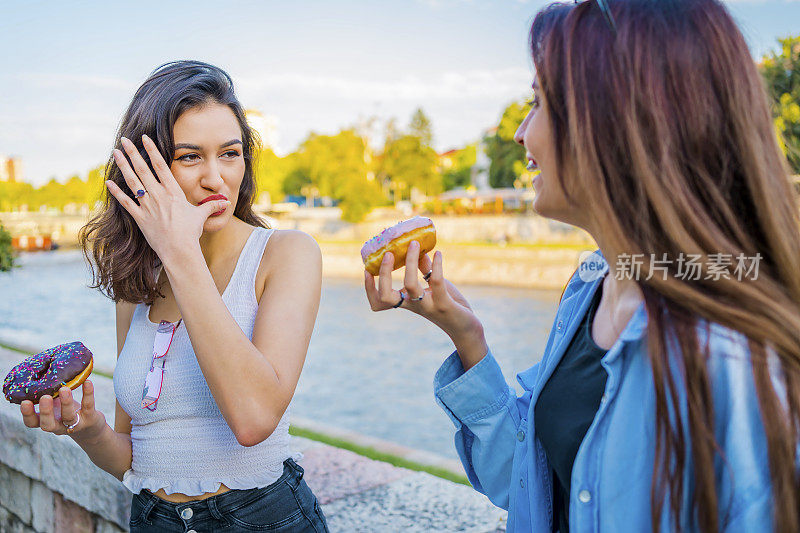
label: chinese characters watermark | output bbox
[613,253,761,281]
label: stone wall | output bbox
[0,463,124,533]
[0,210,592,249]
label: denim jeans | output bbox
[129,458,329,532]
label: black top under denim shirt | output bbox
[534,280,608,533]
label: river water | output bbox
[0,250,560,460]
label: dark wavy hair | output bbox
[79,60,267,304]
[531,1,800,531]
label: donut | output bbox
[3,342,94,404]
[361,216,437,276]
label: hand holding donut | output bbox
[364,241,489,370]
[19,380,105,441]
[105,135,231,265]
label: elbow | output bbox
[234,417,280,448]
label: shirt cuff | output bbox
[434,349,512,425]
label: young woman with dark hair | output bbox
[19,60,329,532]
[366,1,800,531]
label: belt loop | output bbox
[137,492,159,525]
[285,458,304,490]
[207,496,230,527]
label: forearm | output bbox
[449,323,490,371]
[162,247,282,431]
[70,413,132,481]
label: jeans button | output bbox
[181,508,193,520]
[187,530,197,533]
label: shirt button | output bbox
[517,430,525,441]
[556,321,564,332]
[578,490,592,503]
[520,478,525,488]
[181,508,193,520]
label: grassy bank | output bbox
[288,425,469,486]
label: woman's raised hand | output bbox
[364,241,489,369]
[105,135,231,264]
[20,380,106,441]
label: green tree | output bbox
[85,165,106,207]
[441,144,477,191]
[381,134,440,198]
[63,175,88,206]
[32,178,68,210]
[760,35,800,173]
[485,100,529,188]
[254,147,292,203]
[409,108,434,147]
[0,224,14,272]
[0,181,36,211]
[281,166,312,196]
[290,129,386,221]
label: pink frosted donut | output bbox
[361,216,437,275]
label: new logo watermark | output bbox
[578,250,609,282]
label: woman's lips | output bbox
[199,194,228,216]
[198,194,227,205]
[526,158,538,171]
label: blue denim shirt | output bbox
[434,252,791,532]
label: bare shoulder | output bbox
[255,229,321,299]
[263,230,321,268]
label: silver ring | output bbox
[410,293,424,301]
[63,410,80,434]
[392,291,406,309]
[423,270,433,282]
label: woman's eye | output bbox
[176,153,199,162]
[526,97,540,109]
[222,150,240,158]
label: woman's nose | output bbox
[200,162,225,187]
[513,111,531,146]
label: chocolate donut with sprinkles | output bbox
[3,342,94,404]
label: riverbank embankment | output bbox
[1,210,595,290]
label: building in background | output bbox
[0,155,22,182]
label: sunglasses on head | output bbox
[576,0,617,34]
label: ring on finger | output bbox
[423,270,433,282]
[392,290,406,309]
[135,189,147,198]
[409,293,425,302]
[63,410,81,434]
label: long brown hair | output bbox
[531,1,800,531]
[79,60,267,305]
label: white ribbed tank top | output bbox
[113,226,298,496]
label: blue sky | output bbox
[1,0,798,187]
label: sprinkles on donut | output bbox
[3,342,94,404]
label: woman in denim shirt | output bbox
[365,1,800,531]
